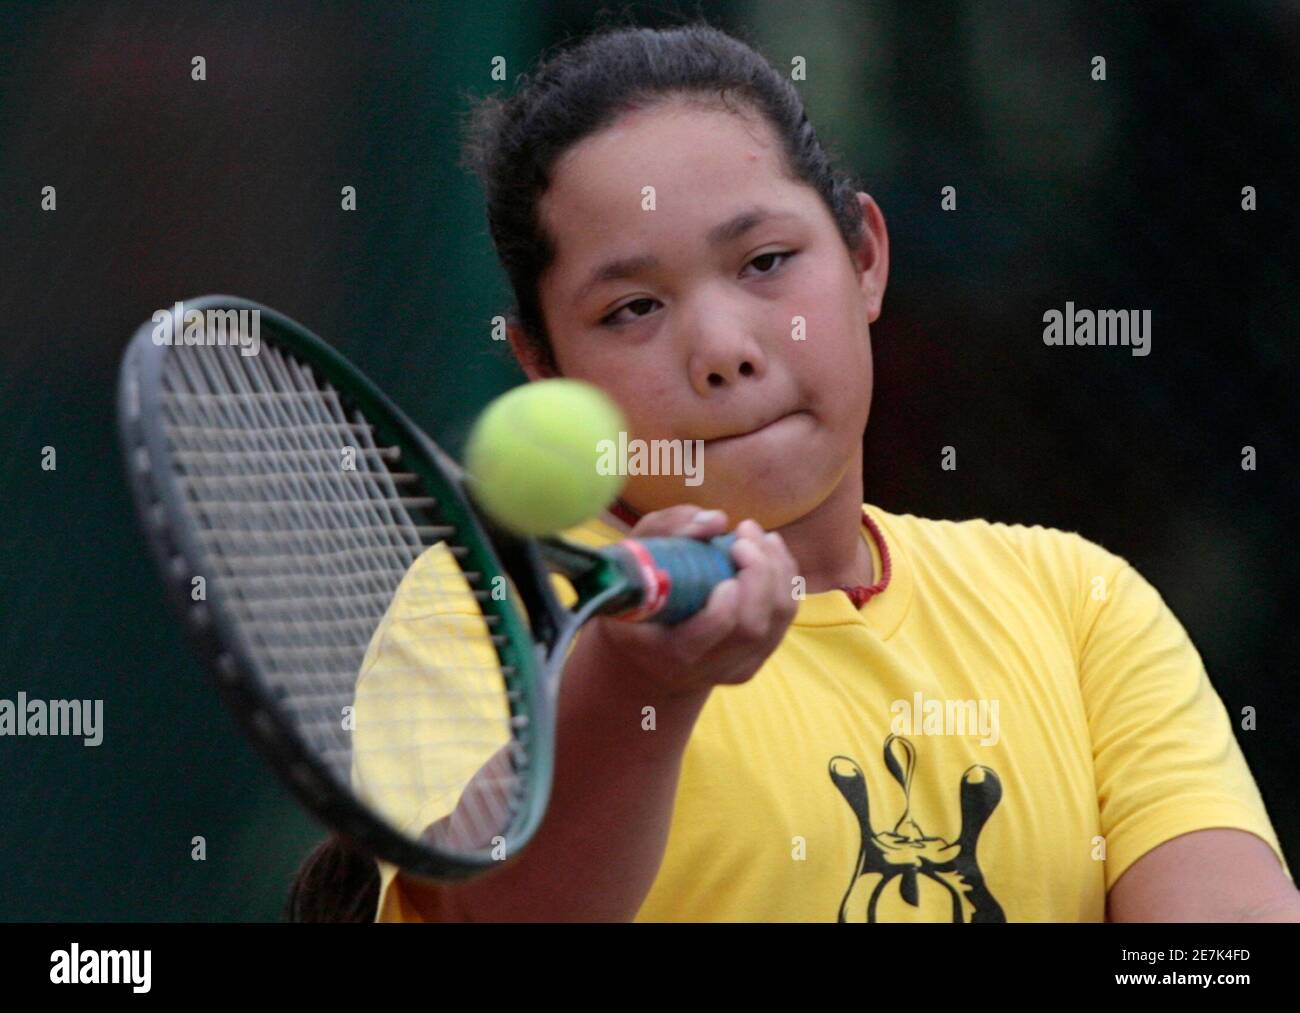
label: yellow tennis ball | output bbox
[465,379,628,536]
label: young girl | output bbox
[289,21,1295,923]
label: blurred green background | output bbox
[1,0,1296,920]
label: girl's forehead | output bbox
[557,99,780,177]
[541,103,797,239]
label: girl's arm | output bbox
[395,505,798,921]
[405,618,713,921]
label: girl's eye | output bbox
[601,297,660,327]
[598,253,796,326]
[743,250,797,277]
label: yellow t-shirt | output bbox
[360,502,1289,922]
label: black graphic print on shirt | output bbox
[829,733,1005,923]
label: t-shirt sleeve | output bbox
[357,545,584,922]
[375,859,455,922]
[1069,533,1291,893]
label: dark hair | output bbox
[461,20,865,375]
[284,832,380,923]
[287,19,862,922]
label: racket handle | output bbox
[606,533,739,625]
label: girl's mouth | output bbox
[705,410,803,444]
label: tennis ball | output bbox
[464,379,628,536]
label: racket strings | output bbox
[158,339,527,855]
[167,348,401,632]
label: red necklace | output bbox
[607,500,892,609]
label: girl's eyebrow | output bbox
[575,205,804,300]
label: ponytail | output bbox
[285,832,382,923]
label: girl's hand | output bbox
[586,504,800,698]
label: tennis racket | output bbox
[117,295,737,881]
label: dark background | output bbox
[1,0,1296,920]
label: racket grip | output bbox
[609,533,739,625]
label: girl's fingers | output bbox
[673,577,740,657]
[630,504,706,538]
[764,531,796,614]
[685,509,728,538]
[730,532,776,640]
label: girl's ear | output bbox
[505,320,562,381]
[851,192,890,324]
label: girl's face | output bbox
[524,98,889,529]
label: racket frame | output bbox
[117,295,612,881]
